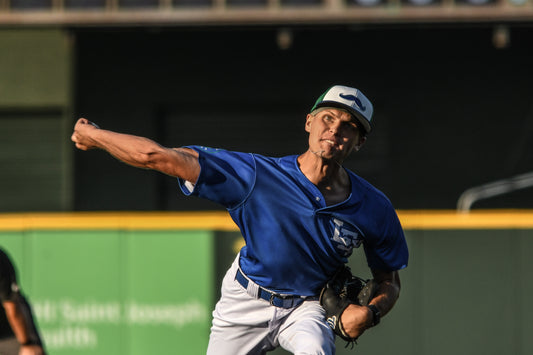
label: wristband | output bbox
[367,304,381,326]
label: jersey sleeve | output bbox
[0,249,18,302]
[178,146,256,209]
[363,205,409,272]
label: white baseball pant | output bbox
[206,255,335,355]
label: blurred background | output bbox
[0,1,532,354]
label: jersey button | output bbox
[315,196,320,201]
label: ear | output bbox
[353,136,367,152]
[305,114,313,133]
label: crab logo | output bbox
[339,93,366,111]
[331,218,362,257]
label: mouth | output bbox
[321,139,339,148]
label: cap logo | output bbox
[339,93,366,111]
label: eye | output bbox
[342,121,359,131]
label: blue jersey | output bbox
[179,146,408,297]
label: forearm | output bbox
[96,130,200,181]
[71,118,200,181]
[368,271,401,317]
[89,129,167,170]
[3,299,41,346]
[340,270,401,338]
[4,302,29,344]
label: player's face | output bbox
[305,108,366,162]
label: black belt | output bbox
[235,268,316,309]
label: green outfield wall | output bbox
[1,210,532,355]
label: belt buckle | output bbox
[269,293,294,308]
[269,293,278,306]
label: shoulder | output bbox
[347,170,394,209]
[186,146,254,165]
[189,146,289,169]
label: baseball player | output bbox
[0,249,46,355]
[71,84,408,354]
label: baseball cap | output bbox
[310,85,374,134]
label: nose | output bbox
[329,121,341,135]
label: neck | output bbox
[298,151,351,205]
[297,150,345,186]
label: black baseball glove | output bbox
[319,265,378,345]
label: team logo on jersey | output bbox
[199,146,222,153]
[331,218,362,257]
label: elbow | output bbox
[144,152,164,170]
[375,270,401,304]
[140,147,180,176]
[133,147,166,169]
[394,271,402,297]
[389,271,401,300]
[380,279,401,303]
[130,146,197,179]
[392,271,401,293]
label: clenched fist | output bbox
[71,118,100,151]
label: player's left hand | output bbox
[71,118,100,150]
[340,303,373,339]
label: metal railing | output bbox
[0,0,532,26]
[457,171,533,212]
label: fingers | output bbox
[72,117,99,150]
[74,117,90,129]
[71,130,91,150]
[75,117,99,129]
[75,142,89,151]
[71,133,88,150]
[71,132,79,145]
